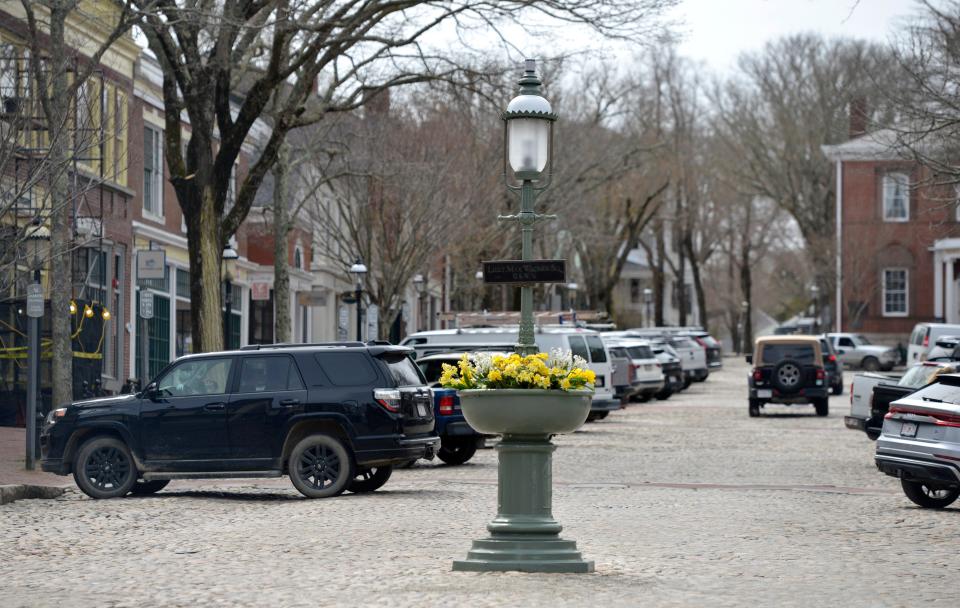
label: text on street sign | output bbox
[482,259,566,284]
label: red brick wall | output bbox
[841,160,959,336]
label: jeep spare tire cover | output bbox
[772,359,803,394]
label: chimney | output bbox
[362,87,391,118]
[849,96,868,138]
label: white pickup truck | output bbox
[846,371,900,439]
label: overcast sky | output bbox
[669,0,918,72]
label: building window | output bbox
[630,279,640,304]
[882,268,908,317]
[143,126,163,217]
[882,173,909,222]
[293,246,302,270]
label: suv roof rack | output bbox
[240,341,366,351]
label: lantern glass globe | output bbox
[507,118,550,173]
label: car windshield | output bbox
[819,339,833,355]
[899,364,958,389]
[761,343,816,365]
[854,334,872,345]
[627,345,653,359]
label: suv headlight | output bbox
[45,407,67,426]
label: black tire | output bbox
[129,479,170,496]
[348,466,393,493]
[289,434,354,498]
[771,359,803,394]
[900,479,960,509]
[438,439,478,465]
[866,429,881,441]
[862,356,880,372]
[814,398,829,416]
[637,393,651,403]
[655,389,673,400]
[682,378,691,389]
[748,399,760,417]
[831,382,843,396]
[72,436,137,499]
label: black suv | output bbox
[746,336,829,417]
[41,342,439,499]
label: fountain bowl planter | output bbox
[452,388,595,573]
[457,388,591,436]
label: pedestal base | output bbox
[452,534,594,573]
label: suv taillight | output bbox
[816,368,825,380]
[923,334,929,347]
[629,363,638,381]
[373,388,401,413]
[827,354,836,363]
[752,369,762,381]
[438,394,455,416]
[887,406,960,428]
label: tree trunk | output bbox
[654,221,666,326]
[48,8,73,407]
[273,145,291,344]
[187,188,224,353]
[740,241,753,353]
[683,233,708,330]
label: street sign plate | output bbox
[482,260,566,284]
[26,283,43,318]
[137,249,166,280]
[140,290,154,320]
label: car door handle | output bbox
[204,402,226,411]
[279,399,300,407]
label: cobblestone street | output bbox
[3,358,957,607]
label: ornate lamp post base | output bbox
[452,432,594,573]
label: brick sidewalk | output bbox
[0,426,72,487]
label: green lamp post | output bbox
[500,58,557,356]
[452,59,593,574]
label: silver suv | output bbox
[875,374,960,508]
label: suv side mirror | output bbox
[141,382,159,399]
[745,354,753,364]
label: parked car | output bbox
[907,323,960,364]
[41,342,440,499]
[605,344,636,404]
[818,335,844,395]
[847,371,901,439]
[400,326,621,421]
[747,335,829,417]
[650,343,684,399]
[875,373,960,509]
[685,331,723,369]
[826,332,898,371]
[416,351,496,465]
[925,335,960,361]
[847,361,957,440]
[602,337,664,402]
[622,329,710,383]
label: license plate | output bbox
[900,421,918,437]
[416,404,428,418]
[757,389,772,398]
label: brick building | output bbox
[823,126,960,341]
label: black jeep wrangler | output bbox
[41,342,439,499]
[746,336,829,417]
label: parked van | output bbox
[400,327,622,420]
[907,323,960,363]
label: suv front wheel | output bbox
[73,436,138,499]
[813,398,829,417]
[289,434,355,498]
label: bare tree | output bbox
[134,0,677,352]
[712,34,895,314]
[19,0,140,406]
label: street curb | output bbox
[0,484,66,505]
